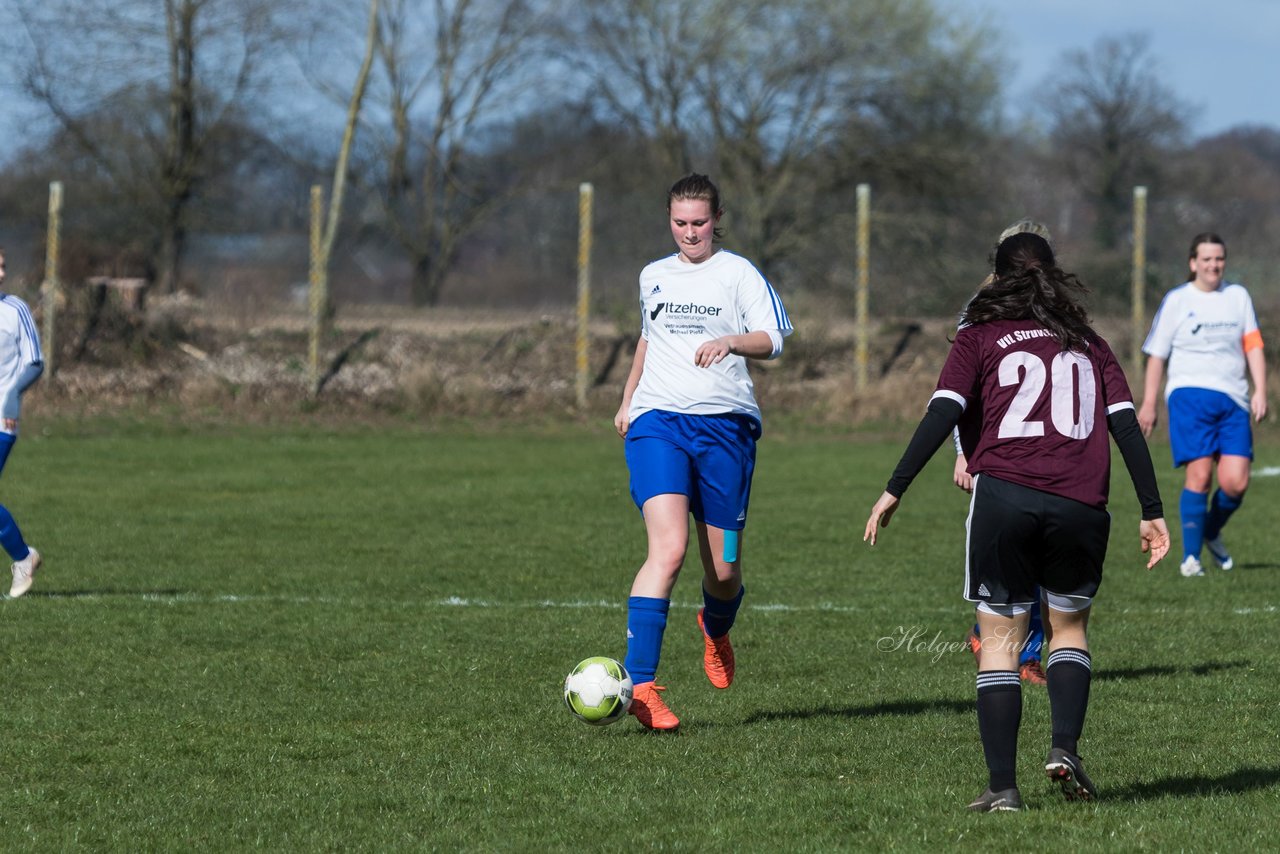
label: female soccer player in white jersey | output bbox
[0,249,44,597]
[613,174,792,731]
[864,232,1170,811]
[1137,233,1267,577]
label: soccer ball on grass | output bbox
[564,656,633,726]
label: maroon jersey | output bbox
[938,319,1135,509]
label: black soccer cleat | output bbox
[966,787,1024,812]
[1045,748,1097,801]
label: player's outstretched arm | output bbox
[1108,408,1166,542]
[1140,518,1171,570]
[866,396,963,546]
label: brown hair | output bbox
[962,232,1094,352]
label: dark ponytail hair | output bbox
[961,232,1094,352]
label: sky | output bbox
[943,0,1279,138]
[1,0,1274,153]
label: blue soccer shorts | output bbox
[624,410,759,531]
[0,432,14,478]
[1167,388,1253,467]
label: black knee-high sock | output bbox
[1046,648,1092,755]
[976,670,1022,791]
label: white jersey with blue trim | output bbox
[0,294,43,419]
[1142,281,1259,411]
[628,249,792,427]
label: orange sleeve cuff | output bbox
[1243,329,1264,352]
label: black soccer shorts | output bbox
[964,474,1110,607]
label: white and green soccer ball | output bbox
[564,656,633,726]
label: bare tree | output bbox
[316,0,381,309]
[364,0,550,307]
[1044,34,1188,250]
[11,0,298,292]
[563,0,999,273]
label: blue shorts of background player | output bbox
[970,597,1046,684]
[1167,388,1252,572]
[1167,388,1252,468]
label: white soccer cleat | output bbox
[1205,537,1234,571]
[9,547,41,598]
[1179,555,1204,578]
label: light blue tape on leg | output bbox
[723,529,739,564]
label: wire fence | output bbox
[14,178,1278,416]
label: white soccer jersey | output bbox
[1142,281,1262,411]
[0,294,43,421]
[627,250,792,426]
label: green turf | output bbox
[1,418,1277,849]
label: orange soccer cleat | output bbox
[1019,660,1048,685]
[967,627,982,666]
[697,608,736,689]
[630,682,680,731]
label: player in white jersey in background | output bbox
[613,173,792,731]
[1138,233,1267,577]
[0,249,45,597]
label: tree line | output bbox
[0,0,1276,320]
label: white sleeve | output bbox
[1142,290,1179,359]
[637,283,650,341]
[1242,288,1260,337]
[764,329,784,359]
[738,265,792,339]
[14,298,42,367]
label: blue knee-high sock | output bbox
[1204,489,1243,541]
[1180,488,1208,560]
[625,597,670,685]
[701,584,745,638]
[0,504,29,562]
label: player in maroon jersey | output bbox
[863,231,1171,812]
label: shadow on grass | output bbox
[744,697,971,724]
[1095,659,1251,682]
[1111,766,1280,801]
[1235,562,1280,571]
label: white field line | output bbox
[1255,466,1280,477]
[30,591,1280,617]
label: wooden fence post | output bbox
[41,181,63,375]
[575,182,594,409]
[1131,185,1148,378]
[855,184,871,391]
[308,184,325,396]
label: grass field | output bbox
[2,416,1278,849]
